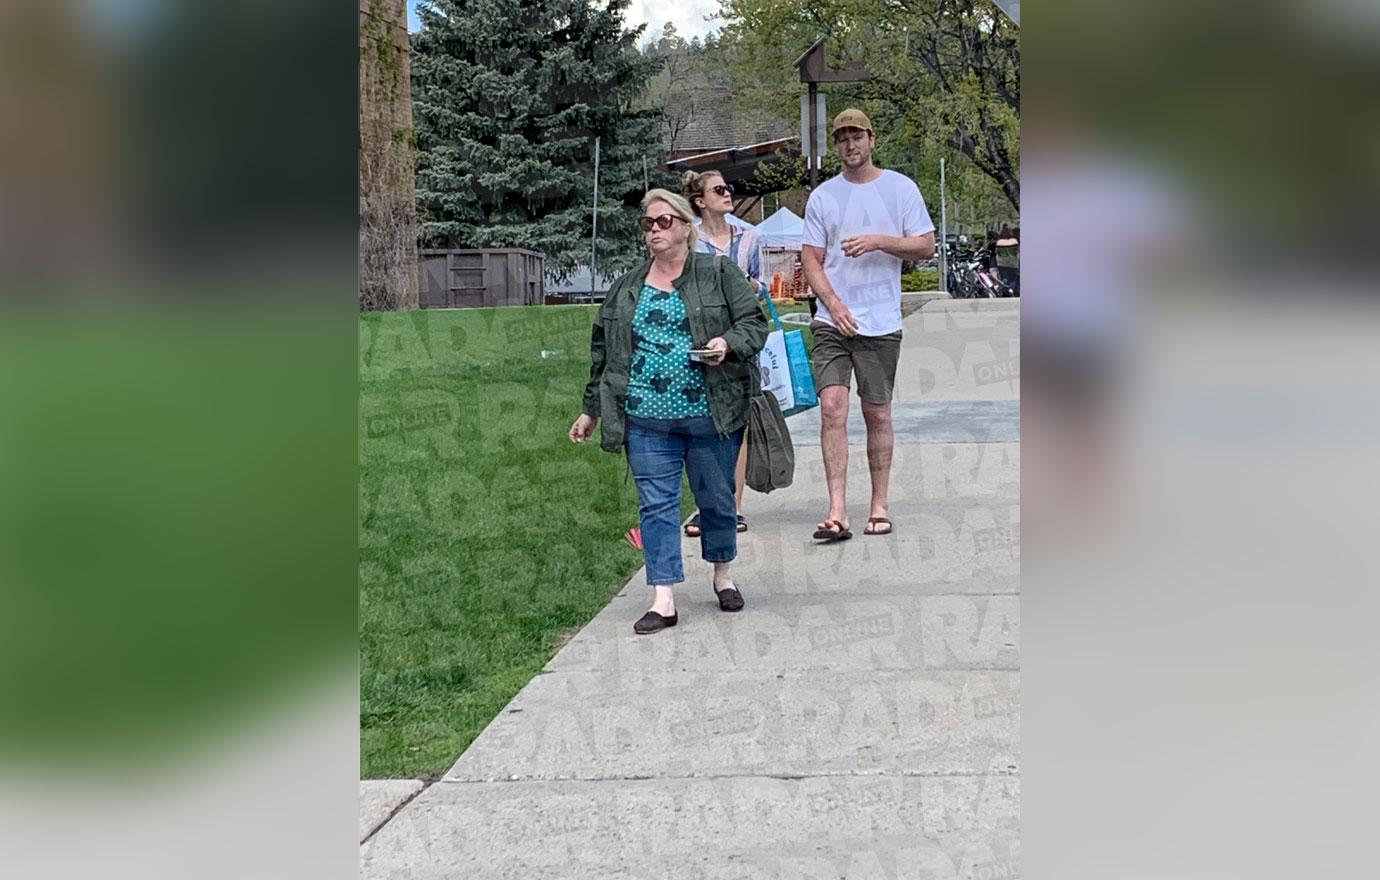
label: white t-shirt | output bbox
[802,169,935,336]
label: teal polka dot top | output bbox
[626,284,711,419]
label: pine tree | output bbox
[412,0,665,278]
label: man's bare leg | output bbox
[817,385,852,533]
[860,398,894,532]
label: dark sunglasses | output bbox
[639,213,684,232]
[707,183,734,197]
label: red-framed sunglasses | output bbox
[639,213,684,232]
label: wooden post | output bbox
[793,38,870,193]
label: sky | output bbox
[407,0,724,43]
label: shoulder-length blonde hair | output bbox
[641,188,698,251]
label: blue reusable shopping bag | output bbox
[759,292,818,417]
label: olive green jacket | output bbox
[582,252,769,453]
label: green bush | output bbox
[901,268,939,291]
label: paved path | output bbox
[362,298,1020,879]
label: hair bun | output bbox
[680,170,699,190]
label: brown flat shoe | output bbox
[634,610,678,635]
[714,584,744,612]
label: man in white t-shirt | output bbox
[801,108,936,540]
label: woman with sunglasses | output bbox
[569,188,768,635]
[681,170,769,539]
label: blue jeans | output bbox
[625,415,743,586]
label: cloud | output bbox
[626,0,724,43]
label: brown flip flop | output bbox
[864,517,893,536]
[812,519,853,542]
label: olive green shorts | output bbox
[810,321,904,404]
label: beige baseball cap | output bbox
[830,108,874,136]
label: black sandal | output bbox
[633,610,678,635]
[683,514,702,537]
[736,513,748,533]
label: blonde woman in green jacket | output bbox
[569,189,769,634]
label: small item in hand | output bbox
[688,348,719,363]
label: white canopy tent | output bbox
[755,207,805,249]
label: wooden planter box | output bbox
[418,249,545,308]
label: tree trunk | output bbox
[359,0,418,310]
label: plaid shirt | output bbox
[695,223,763,290]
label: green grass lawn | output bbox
[358,306,703,779]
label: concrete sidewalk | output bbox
[362,298,1020,879]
